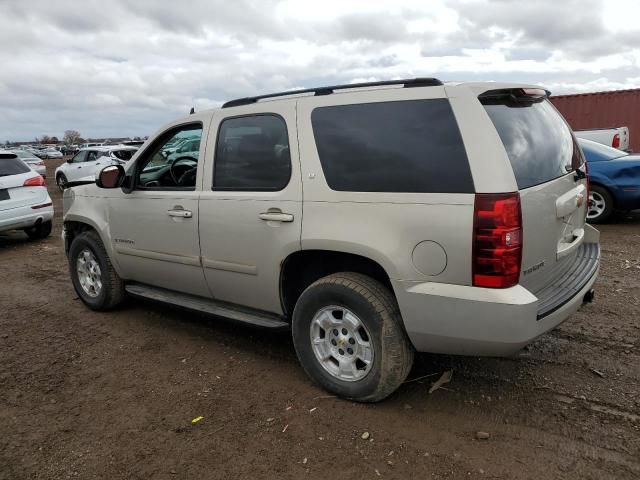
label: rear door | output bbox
[480,92,589,294]
[198,104,302,314]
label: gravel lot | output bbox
[1,159,639,479]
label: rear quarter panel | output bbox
[296,87,481,285]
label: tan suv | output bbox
[62,78,600,402]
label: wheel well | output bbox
[63,221,96,254]
[280,250,393,319]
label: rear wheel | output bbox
[56,173,68,191]
[68,230,125,310]
[587,185,613,223]
[292,272,414,402]
[24,220,52,240]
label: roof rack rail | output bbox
[221,77,443,108]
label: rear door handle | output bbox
[259,212,294,222]
[168,207,192,218]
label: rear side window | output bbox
[311,99,473,193]
[0,156,30,176]
[481,95,579,189]
[213,114,291,191]
[112,149,135,161]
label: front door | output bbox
[108,121,211,297]
[199,105,302,314]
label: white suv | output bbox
[62,79,600,402]
[55,146,139,190]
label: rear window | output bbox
[0,156,30,176]
[481,94,579,189]
[311,99,473,193]
[112,149,135,161]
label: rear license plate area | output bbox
[0,189,10,201]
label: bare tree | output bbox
[40,135,52,144]
[63,130,81,145]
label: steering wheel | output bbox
[168,156,197,186]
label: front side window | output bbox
[311,99,473,193]
[135,124,202,189]
[213,115,291,191]
[71,151,88,163]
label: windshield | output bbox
[579,139,628,162]
[481,94,582,189]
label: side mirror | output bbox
[96,164,125,189]
[66,158,73,163]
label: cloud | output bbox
[0,0,638,141]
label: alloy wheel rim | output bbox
[76,248,102,298]
[309,305,374,382]
[587,191,606,219]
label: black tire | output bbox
[24,220,52,240]
[292,272,414,402]
[68,230,125,310]
[56,173,68,191]
[587,185,614,224]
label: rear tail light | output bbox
[23,176,46,187]
[612,133,620,149]
[473,193,522,288]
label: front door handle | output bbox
[168,207,192,218]
[259,211,294,222]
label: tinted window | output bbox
[0,156,30,176]
[214,115,291,191]
[311,99,472,193]
[482,97,579,189]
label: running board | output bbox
[125,284,289,329]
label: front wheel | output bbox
[292,272,414,402]
[587,185,614,223]
[56,173,68,191]
[68,230,125,310]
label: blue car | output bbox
[578,138,640,223]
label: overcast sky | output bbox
[1,0,639,141]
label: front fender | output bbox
[63,193,123,277]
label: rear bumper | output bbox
[394,240,600,357]
[0,203,53,232]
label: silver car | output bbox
[13,150,47,178]
[62,79,600,402]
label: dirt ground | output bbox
[1,159,639,480]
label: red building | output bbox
[551,88,640,153]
